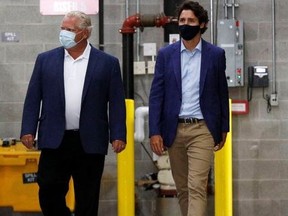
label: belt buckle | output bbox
[184,118,192,124]
[186,118,198,124]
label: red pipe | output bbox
[119,14,141,34]
[154,14,172,27]
[119,13,177,34]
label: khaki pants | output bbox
[168,121,214,216]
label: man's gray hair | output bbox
[65,11,93,33]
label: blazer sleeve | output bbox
[20,54,43,138]
[149,48,166,137]
[108,58,127,143]
[218,49,230,133]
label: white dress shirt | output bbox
[179,39,204,119]
[64,43,91,130]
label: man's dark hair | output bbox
[177,1,209,34]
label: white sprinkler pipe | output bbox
[134,106,149,143]
[134,106,160,161]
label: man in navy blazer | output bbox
[20,11,126,216]
[149,1,229,216]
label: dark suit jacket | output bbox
[21,45,126,154]
[149,39,229,147]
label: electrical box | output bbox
[134,61,146,75]
[217,19,244,87]
[143,43,157,57]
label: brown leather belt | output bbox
[178,118,203,124]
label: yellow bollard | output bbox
[117,99,135,216]
[215,99,233,216]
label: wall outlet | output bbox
[270,93,279,106]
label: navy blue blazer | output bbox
[21,45,126,154]
[149,39,229,147]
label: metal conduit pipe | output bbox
[271,0,277,93]
[231,0,235,19]
[224,0,228,19]
[125,0,129,17]
[136,0,140,61]
[223,0,239,20]
[210,0,214,44]
[98,0,104,51]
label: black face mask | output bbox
[178,25,200,41]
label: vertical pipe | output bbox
[214,0,219,46]
[122,34,134,99]
[231,0,235,19]
[210,0,214,44]
[224,0,228,19]
[271,0,276,93]
[125,0,129,17]
[118,99,135,216]
[98,0,104,51]
[215,99,233,216]
[136,0,140,61]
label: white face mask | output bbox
[59,30,78,49]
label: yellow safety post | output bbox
[215,99,233,216]
[117,99,135,216]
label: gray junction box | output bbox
[217,19,244,87]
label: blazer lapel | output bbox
[200,40,210,96]
[81,46,98,103]
[56,48,66,107]
[172,41,182,93]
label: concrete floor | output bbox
[155,195,214,216]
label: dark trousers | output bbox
[37,130,105,216]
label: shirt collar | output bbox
[64,41,91,60]
[180,38,202,53]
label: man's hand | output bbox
[112,140,126,153]
[21,134,35,149]
[150,135,165,156]
[214,132,227,151]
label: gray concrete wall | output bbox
[0,0,288,215]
